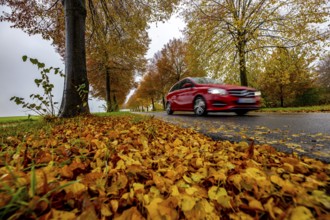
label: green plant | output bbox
[76,83,89,108]
[10,56,64,117]
[293,87,322,106]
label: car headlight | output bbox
[254,91,261,96]
[208,88,228,95]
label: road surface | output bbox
[137,111,330,163]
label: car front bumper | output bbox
[205,94,261,112]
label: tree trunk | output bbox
[151,97,155,111]
[105,67,111,112]
[113,94,118,111]
[59,0,90,117]
[280,86,284,107]
[238,39,248,86]
[162,96,166,110]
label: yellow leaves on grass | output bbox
[208,186,231,208]
[50,209,77,220]
[0,115,329,219]
[64,182,87,195]
[108,172,128,195]
[146,197,178,219]
[288,206,315,220]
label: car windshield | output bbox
[191,77,221,85]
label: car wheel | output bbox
[235,110,248,116]
[194,97,207,116]
[166,102,173,115]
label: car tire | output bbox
[235,110,248,116]
[194,97,207,116]
[166,102,174,115]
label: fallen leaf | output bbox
[289,206,315,220]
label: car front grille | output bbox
[228,89,255,97]
[212,101,227,107]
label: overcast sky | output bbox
[0,8,185,117]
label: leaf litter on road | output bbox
[0,115,329,219]
[158,115,330,163]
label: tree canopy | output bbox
[258,47,315,107]
[182,0,330,86]
[317,53,330,90]
[85,0,150,111]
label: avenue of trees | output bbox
[128,0,330,110]
[0,0,180,117]
[1,0,329,114]
[126,38,207,111]
[182,0,329,87]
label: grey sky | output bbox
[0,9,185,117]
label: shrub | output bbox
[10,56,64,117]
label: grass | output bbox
[259,104,330,113]
[0,112,133,137]
[93,111,132,117]
[0,120,50,139]
[0,112,131,124]
[1,105,328,126]
[0,116,39,124]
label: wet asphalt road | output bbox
[137,111,330,163]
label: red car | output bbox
[166,77,261,116]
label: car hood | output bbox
[196,83,256,91]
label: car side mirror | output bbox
[183,83,193,88]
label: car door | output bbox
[168,81,181,110]
[176,79,195,110]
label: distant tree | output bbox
[259,48,314,107]
[316,53,330,104]
[317,53,330,89]
[126,93,140,112]
[183,0,330,86]
[126,88,150,112]
[151,52,176,109]
[185,38,208,78]
[87,56,136,111]
[85,0,149,112]
[138,72,159,111]
[157,38,189,82]
[144,38,207,109]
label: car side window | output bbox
[186,79,193,87]
[178,79,188,89]
[170,82,180,92]
[170,79,194,92]
[180,79,193,89]
[179,80,186,89]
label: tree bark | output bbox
[59,0,90,117]
[113,94,118,111]
[105,67,111,112]
[151,97,155,111]
[162,96,166,110]
[280,86,284,107]
[238,40,248,86]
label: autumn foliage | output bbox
[127,38,207,111]
[0,115,329,219]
